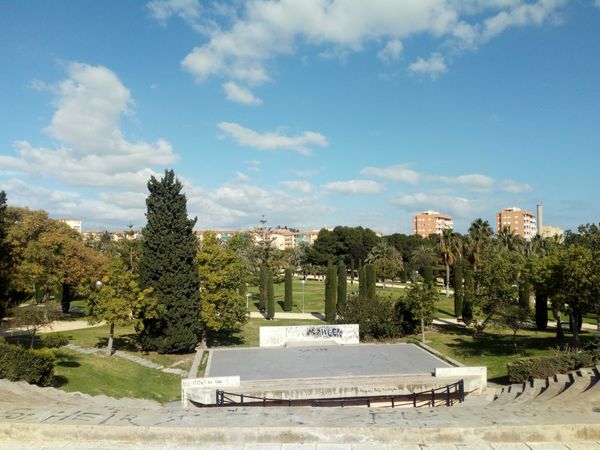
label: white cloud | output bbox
[435,173,495,188]
[360,164,420,184]
[409,53,447,79]
[235,171,250,182]
[217,122,328,156]
[223,81,263,105]
[280,180,313,193]
[179,1,565,95]
[147,0,207,32]
[324,180,384,195]
[377,39,403,63]
[3,63,177,190]
[392,192,480,217]
[499,179,533,193]
[482,0,566,42]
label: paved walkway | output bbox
[65,344,188,377]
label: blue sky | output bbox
[1,0,599,234]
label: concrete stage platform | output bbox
[206,343,451,381]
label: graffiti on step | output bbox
[302,326,344,339]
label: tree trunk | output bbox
[512,329,518,354]
[445,262,450,298]
[107,323,115,356]
[474,313,494,337]
[30,330,36,349]
[555,312,564,340]
[421,316,426,343]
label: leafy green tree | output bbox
[518,282,530,312]
[337,261,347,310]
[453,262,463,318]
[405,276,437,342]
[366,241,403,284]
[421,266,434,286]
[138,170,201,353]
[266,270,275,320]
[309,226,380,267]
[0,191,10,318]
[473,245,523,335]
[11,302,60,349]
[88,258,160,355]
[284,268,293,312]
[365,264,376,300]
[5,207,106,311]
[462,268,474,325]
[325,264,337,322]
[259,265,268,311]
[197,232,248,343]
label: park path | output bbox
[65,343,188,377]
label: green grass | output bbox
[53,348,181,403]
[416,324,595,383]
[246,278,454,315]
[210,317,326,347]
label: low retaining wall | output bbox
[259,324,359,347]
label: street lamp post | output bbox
[246,292,251,310]
[301,279,306,314]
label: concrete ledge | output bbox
[435,367,487,393]
[2,421,600,445]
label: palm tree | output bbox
[439,229,457,297]
[497,227,524,252]
[466,218,493,270]
[366,241,403,283]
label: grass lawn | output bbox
[209,317,326,347]
[53,348,181,403]
[246,278,453,315]
[415,323,596,383]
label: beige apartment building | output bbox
[194,229,320,250]
[496,207,537,241]
[413,211,453,238]
[57,218,82,233]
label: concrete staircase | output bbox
[1,366,600,448]
[0,379,162,410]
[487,365,600,407]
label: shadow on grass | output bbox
[207,328,245,347]
[57,360,80,368]
[53,375,69,387]
[95,334,139,352]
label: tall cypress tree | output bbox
[325,264,337,322]
[350,259,355,285]
[138,170,201,353]
[337,261,347,310]
[519,282,530,312]
[453,263,463,318]
[283,268,293,312]
[358,265,366,297]
[535,289,548,331]
[422,266,434,286]
[259,265,267,311]
[266,270,275,319]
[365,264,376,301]
[462,268,474,326]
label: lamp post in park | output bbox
[246,292,251,310]
[301,279,306,314]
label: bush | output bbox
[41,334,70,349]
[337,294,401,340]
[507,352,596,383]
[0,341,55,386]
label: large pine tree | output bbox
[138,170,201,353]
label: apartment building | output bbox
[57,218,82,233]
[413,211,454,238]
[194,228,320,250]
[496,207,537,241]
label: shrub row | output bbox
[507,351,596,383]
[41,333,69,349]
[0,341,55,386]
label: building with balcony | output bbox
[413,211,453,238]
[496,207,537,241]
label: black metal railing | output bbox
[214,379,464,408]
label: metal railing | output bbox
[214,379,464,408]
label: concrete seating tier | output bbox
[1,366,600,447]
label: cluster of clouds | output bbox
[147,0,567,104]
[2,0,566,231]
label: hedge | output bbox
[41,333,70,349]
[507,352,596,383]
[0,341,55,386]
